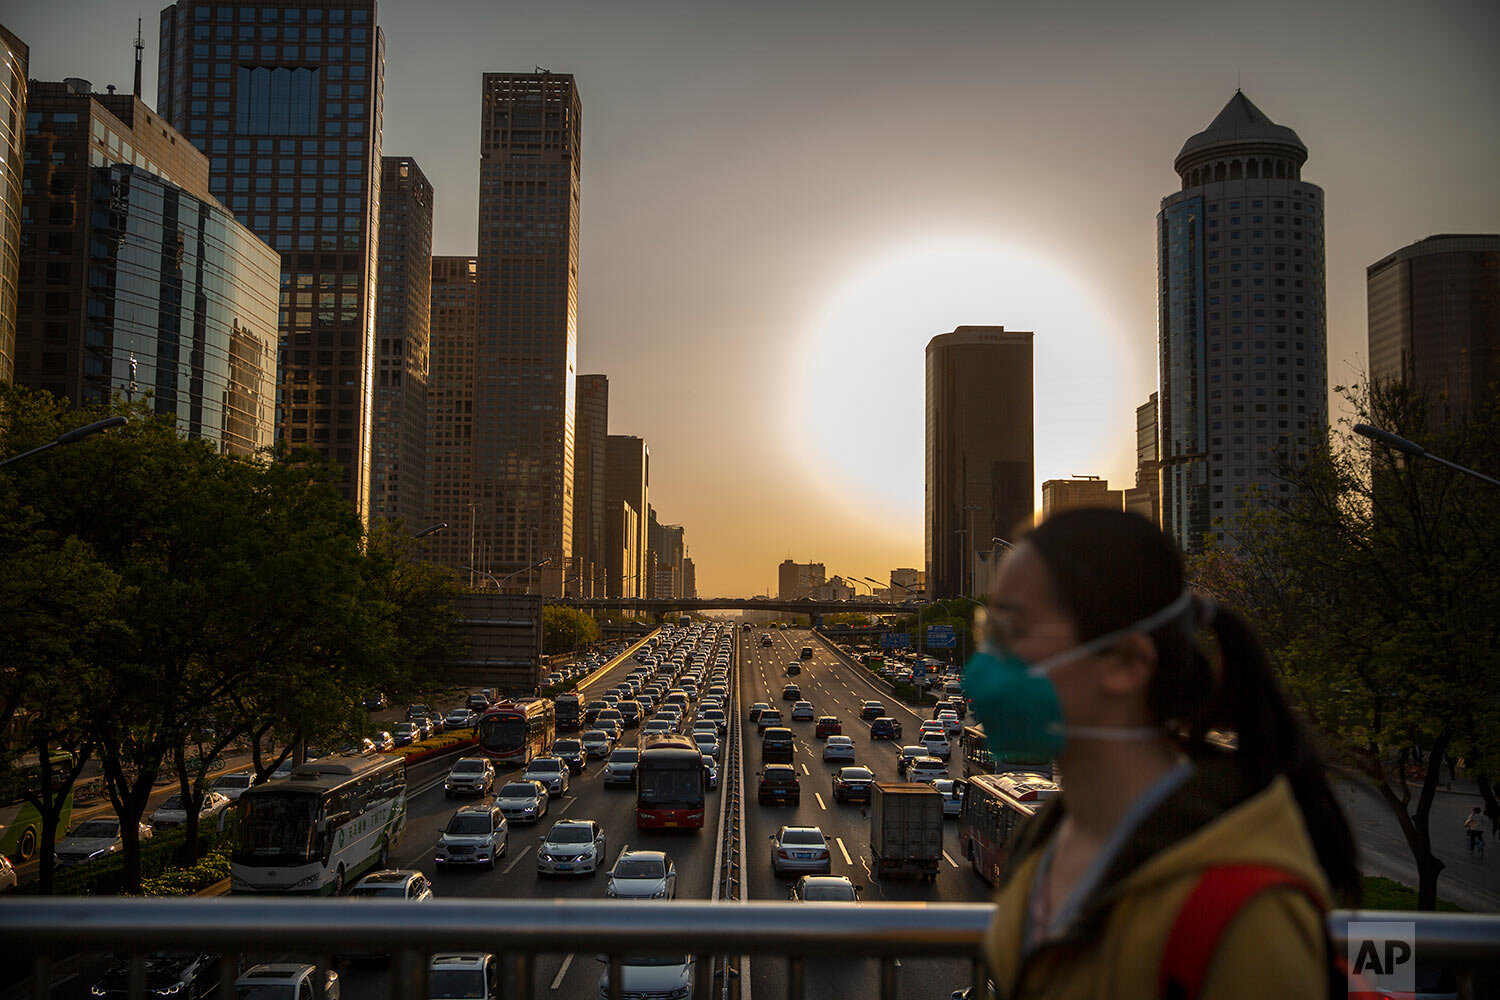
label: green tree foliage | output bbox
[543,604,600,654]
[1225,378,1500,909]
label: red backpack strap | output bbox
[1159,864,1323,1000]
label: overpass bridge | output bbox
[552,596,921,619]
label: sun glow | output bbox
[789,234,1137,542]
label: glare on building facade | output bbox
[0,24,27,385]
[424,255,478,579]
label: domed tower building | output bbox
[1156,92,1327,553]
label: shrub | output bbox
[140,845,231,896]
[40,815,230,896]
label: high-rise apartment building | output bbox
[1124,393,1162,523]
[425,255,478,578]
[926,326,1034,599]
[158,0,385,513]
[475,71,582,597]
[371,156,432,523]
[1367,234,1500,424]
[889,568,924,601]
[603,498,640,599]
[1158,92,1327,553]
[777,560,825,600]
[681,556,696,600]
[1041,477,1124,520]
[0,24,27,384]
[16,81,277,453]
[604,435,648,598]
[572,374,608,596]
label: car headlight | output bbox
[158,983,185,996]
[292,873,320,888]
[605,883,617,897]
[652,888,667,898]
[91,987,107,996]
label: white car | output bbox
[428,954,498,1000]
[536,819,606,877]
[790,701,816,721]
[235,964,340,999]
[703,755,719,790]
[444,757,497,798]
[771,826,832,877]
[919,733,952,760]
[435,803,507,870]
[209,771,255,801]
[596,955,694,1000]
[606,850,677,899]
[54,817,153,868]
[908,757,950,784]
[496,781,549,824]
[522,757,570,798]
[349,868,435,901]
[933,779,964,818]
[581,730,614,758]
[692,731,721,759]
[821,736,857,763]
[149,791,231,832]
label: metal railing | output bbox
[3,898,1498,1000]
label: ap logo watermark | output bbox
[1348,920,1416,995]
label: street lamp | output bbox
[0,415,128,469]
[459,565,504,591]
[1354,424,1500,488]
[412,522,448,539]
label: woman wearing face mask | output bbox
[966,508,1358,1000]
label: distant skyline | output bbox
[11,0,1498,596]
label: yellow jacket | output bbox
[982,758,1331,1000]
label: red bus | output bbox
[959,724,1053,781]
[477,699,556,765]
[957,771,1059,885]
[635,734,705,830]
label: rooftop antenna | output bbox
[133,17,144,98]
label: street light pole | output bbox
[0,415,128,469]
[413,522,448,539]
[1355,424,1500,488]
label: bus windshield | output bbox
[638,765,702,807]
[234,792,318,866]
[480,715,524,752]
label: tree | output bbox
[543,605,600,655]
[1229,378,1500,909]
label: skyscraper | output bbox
[475,71,582,597]
[1041,477,1124,519]
[0,24,27,385]
[572,374,608,596]
[1124,392,1162,523]
[926,326,1033,599]
[16,81,277,453]
[1367,234,1500,424]
[371,156,433,524]
[604,435,648,599]
[777,560,825,600]
[425,255,478,579]
[1158,92,1327,553]
[158,0,385,513]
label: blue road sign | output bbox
[926,626,957,649]
[913,660,927,679]
[880,632,911,649]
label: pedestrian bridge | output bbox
[553,596,920,618]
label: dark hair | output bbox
[1024,507,1360,904]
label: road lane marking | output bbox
[557,797,574,814]
[836,837,853,865]
[814,792,826,811]
[503,845,532,874]
[942,850,959,868]
[549,953,574,990]
[800,763,810,775]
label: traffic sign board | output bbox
[926,625,957,648]
[880,632,911,649]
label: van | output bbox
[761,727,795,764]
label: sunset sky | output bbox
[14,0,1499,597]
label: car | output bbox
[606,849,677,899]
[781,684,801,701]
[550,738,587,774]
[821,736,857,763]
[54,817,153,868]
[444,757,497,798]
[334,737,377,756]
[859,701,886,721]
[771,826,832,876]
[604,748,640,787]
[424,711,448,735]
[800,646,814,660]
[785,661,801,676]
[814,716,842,739]
[919,733,952,760]
[235,964,341,1000]
[701,708,727,734]
[522,757,570,798]
[933,778,965,818]
[428,953,499,1000]
[748,702,771,722]
[896,745,928,776]
[495,781,549,824]
[869,717,903,741]
[467,693,491,712]
[790,701,815,721]
[757,765,801,806]
[702,754,719,789]
[584,700,608,725]
[445,708,477,729]
[362,693,387,710]
[392,721,420,746]
[149,791,231,832]
[435,803,507,870]
[349,869,434,900]
[831,766,876,804]
[594,955,695,1000]
[87,952,213,998]
[908,756,949,784]
[692,731,721,759]
[935,712,962,738]
[0,855,15,893]
[368,730,394,752]
[209,771,255,801]
[536,819,606,877]
[411,715,435,740]
[761,727,795,763]
[791,874,862,902]
[756,709,783,732]
[580,730,614,759]
[642,719,675,738]
[616,701,643,728]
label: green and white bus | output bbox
[231,755,406,895]
[0,750,75,862]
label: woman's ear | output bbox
[1101,632,1157,698]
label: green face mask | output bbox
[961,589,1193,760]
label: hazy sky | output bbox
[13,0,1500,596]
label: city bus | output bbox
[554,693,582,732]
[0,750,75,862]
[957,771,1060,885]
[635,734,706,830]
[231,755,406,895]
[477,698,556,765]
[959,724,1054,780]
